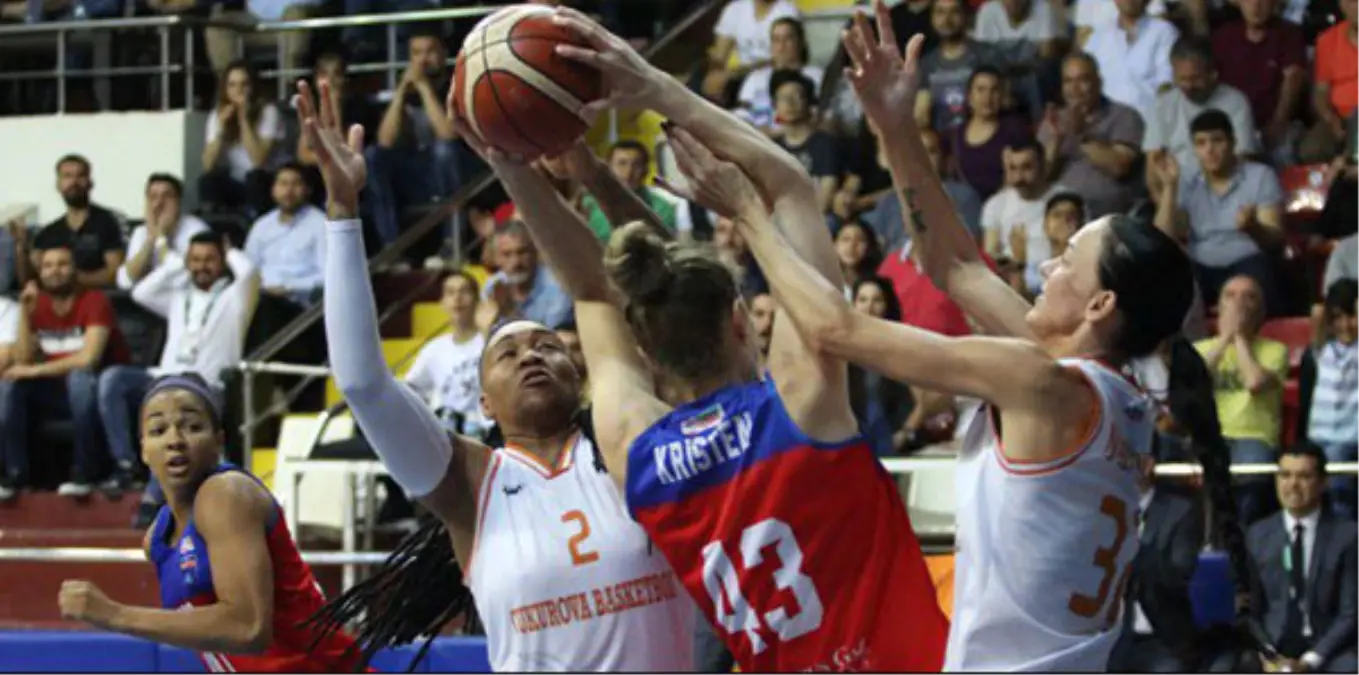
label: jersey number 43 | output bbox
[701,518,826,655]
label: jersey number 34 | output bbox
[701,518,825,655]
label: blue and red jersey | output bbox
[148,463,361,673]
[626,378,949,672]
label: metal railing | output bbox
[0,6,502,113]
[235,0,727,467]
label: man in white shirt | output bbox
[1083,0,1178,114]
[1248,446,1358,673]
[974,0,1064,112]
[709,0,800,74]
[980,141,1068,296]
[118,174,210,290]
[97,232,258,516]
[404,271,488,438]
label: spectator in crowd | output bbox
[834,121,897,225]
[1300,0,1357,163]
[820,0,937,137]
[981,140,1067,296]
[847,276,911,457]
[554,320,588,404]
[582,140,676,241]
[1156,111,1285,311]
[1212,0,1308,163]
[0,246,131,499]
[1109,455,1205,672]
[736,18,823,131]
[769,70,840,213]
[1072,0,1168,44]
[1083,0,1178,114]
[200,61,285,218]
[244,163,326,309]
[1305,279,1357,519]
[1038,52,1146,219]
[204,0,323,78]
[833,220,884,293]
[0,295,16,498]
[708,0,800,79]
[99,231,258,523]
[1145,37,1261,196]
[749,292,777,363]
[1323,233,1358,292]
[1249,445,1358,672]
[367,30,458,247]
[712,215,768,299]
[404,271,488,438]
[944,67,1034,200]
[480,221,572,330]
[1042,192,1086,258]
[1196,275,1289,524]
[297,51,378,201]
[18,155,125,290]
[914,0,1002,132]
[117,174,209,290]
[973,0,1062,118]
[878,238,996,340]
[864,127,983,248]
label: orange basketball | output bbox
[454,5,603,160]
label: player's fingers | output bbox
[670,127,719,170]
[842,27,870,72]
[904,33,926,67]
[554,43,606,69]
[304,119,336,167]
[874,0,899,53]
[551,10,609,49]
[318,80,337,131]
[294,80,316,123]
[850,11,875,64]
[346,124,364,154]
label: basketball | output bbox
[454,5,603,160]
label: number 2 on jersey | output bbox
[1069,495,1133,625]
[562,510,599,567]
[701,518,825,654]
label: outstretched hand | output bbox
[551,6,668,122]
[295,79,365,219]
[843,0,926,137]
[656,125,764,220]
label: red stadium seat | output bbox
[1260,317,1312,372]
[1280,163,1332,216]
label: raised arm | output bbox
[543,142,671,241]
[297,80,488,565]
[554,8,853,440]
[846,3,1035,339]
[449,114,668,489]
[667,126,1078,418]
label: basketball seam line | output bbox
[482,30,550,158]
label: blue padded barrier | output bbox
[1189,550,1237,629]
[0,631,490,672]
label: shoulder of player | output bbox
[194,471,274,532]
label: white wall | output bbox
[0,110,207,226]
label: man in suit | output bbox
[1109,456,1206,672]
[1250,444,1358,672]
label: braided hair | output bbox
[305,409,607,671]
[1163,338,1278,660]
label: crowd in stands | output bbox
[0,0,1355,669]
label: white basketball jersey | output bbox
[465,433,694,672]
[945,358,1156,672]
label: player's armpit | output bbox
[419,434,494,567]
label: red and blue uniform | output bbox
[148,463,361,673]
[626,378,949,672]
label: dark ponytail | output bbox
[305,514,479,672]
[1163,338,1278,659]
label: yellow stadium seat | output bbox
[796,0,857,10]
[584,108,668,181]
[412,302,448,341]
[251,448,277,491]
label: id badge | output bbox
[177,329,201,365]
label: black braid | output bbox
[304,514,479,672]
[1163,338,1279,659]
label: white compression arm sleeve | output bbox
[324,219,452,497]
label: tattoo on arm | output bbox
[901,187,928,233]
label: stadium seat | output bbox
[906,454,957,539]
[273,413,359,533]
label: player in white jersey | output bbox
[651,4,1208,668]
[292,81,692,671]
